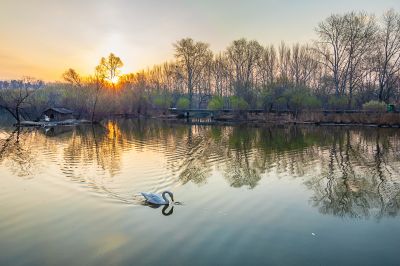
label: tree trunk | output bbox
[188,71,193,109]
[378,83,384,102]
[91,85,100,123]
[15,106,20,125]
[348,85,353,109]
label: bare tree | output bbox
[213,53,230,97]
[91,65,106,122]
[63,68,82,87]
[375,9,400,102]
[289,44,318,87]
[278,41,292,85]
[257,45,277,87]
[315,14,350,96]
[342,12,377,106]
[226,39,263,104]
[62,68,89,118]
[174,38,213,108]
[98,53,124,87]
[315,12,377,104]
[0,77,43,124]
[299,45,319,87]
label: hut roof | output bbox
[43,107,74,114]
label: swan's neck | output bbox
[162,205,174,216]
[162,191,173,204]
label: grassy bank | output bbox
[210,111,400,127]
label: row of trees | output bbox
[1,10,400,123]
[120,9,400,110]
[0,53,124,123]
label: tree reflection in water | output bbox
[306,128,400,220]
[0,120,399,219]
[0,128,39,177]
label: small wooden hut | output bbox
[42,107,74,121]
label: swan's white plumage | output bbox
[141,192,169,205]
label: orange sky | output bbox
[1,0,399,81]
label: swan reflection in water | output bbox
[147,204,174,216]
[145,201,184,216]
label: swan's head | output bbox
[168,192,174,202]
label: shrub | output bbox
[328,96,348,110]
[153,94,172,108]
[260,85,286,110]
[362,100,386,112]
[176,97,190,109]
[284,88,322,111]
[274,96,287,106]
[208,96,224,110]
[230,96,249,110]
[303,95,322,110]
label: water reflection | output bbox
[0,120,399,219]
[306,129,400,219]
[146,204,174,216]
[0,128,39,177]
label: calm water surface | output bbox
[1,119,400,265]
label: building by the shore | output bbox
[42,107,74,121]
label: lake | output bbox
[0,120,400,265]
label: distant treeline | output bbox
[1,9,400,123]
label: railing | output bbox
[168,108,399,114]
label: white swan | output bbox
[141,191,174,205]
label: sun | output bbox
[110,66,126,85]
[110,76,119,84]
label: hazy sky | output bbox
[1,0,399,81]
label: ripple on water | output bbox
[2,122,400,265]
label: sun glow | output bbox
[107,121,121,140]
[110,65,127,85]
[110,76,119,84]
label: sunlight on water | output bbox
[0,120,400,265]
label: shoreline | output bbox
[154,117,400,128]
[10,111,400,129]
[152,111,400,128]
[16,119,92,127]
